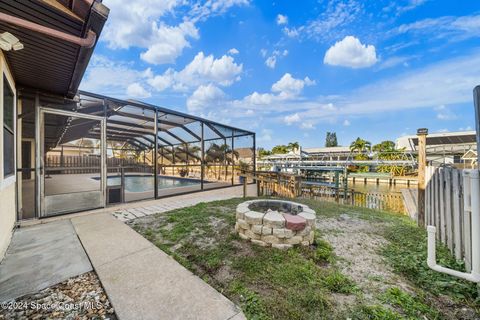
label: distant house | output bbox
[461,149,478,169]
[396,131,477,166]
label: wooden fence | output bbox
[250,172,406,214]
[425,166,475,271]
[45,155,152,174]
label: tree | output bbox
[325,132,338,147]
[349,137,371,153]
[271,145,289,154]
[287,141,300,152]
[257,148,272,158]
[205,143,238,179]
[372,140,395,153]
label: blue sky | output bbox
[80,0,480,149]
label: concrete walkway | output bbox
[72,213,245,320]
[112,184,257,222]
[4,185,254,318]
[0,220,92,302]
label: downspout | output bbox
[426,169,480,283]
[0,12,96,48]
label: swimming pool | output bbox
[101,175,201,193]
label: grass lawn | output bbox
[128,197,479,320]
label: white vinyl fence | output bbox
[425,166,478,271]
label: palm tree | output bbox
[287,141,300,152]
[372,140,395,153]
[349,137,371,153]
[205,143,238,180]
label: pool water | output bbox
[105,175,201,193]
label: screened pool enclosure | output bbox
[18,90,255,219]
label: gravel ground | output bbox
[0,272,116,320]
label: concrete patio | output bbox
[0,220,92,302]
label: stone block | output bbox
[237,219,249,229]
[245,229,261,240]
[285,236,303,245]
[308,231,315,242]
[244,211,264,225]
[261,235,281,244]
[283,229,294,238]
[251,239,268,247]
[251,224,263,235]
[272,228,285,238]
[236,203,250,214]
[261,226,272,235]
[301,240,311,246]
[297,226,311,236]
[298,212,316,226]
[272,243,293,250]
[283,214,307,231]
[236,211,245,220]
[302,207,316,215]
[239,232,250,240]
[263,211,285,228]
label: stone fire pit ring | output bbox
[235,199,316,249]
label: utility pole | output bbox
[417,128,428,227]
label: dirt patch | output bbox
[317,213,413,300]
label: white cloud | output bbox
[80,55,152,97]
[271,73,315,97]
[395,14,480,41]
[265,56,276,69]
[324,36,377,68]
[186,84,226,112]
[276,14,288,25]
[281,51,480,124]
[283,0,363,42]
[240,73,314,107]
[343,119,351,126]
[384,0,428,15]
[126,83,151,98]
[139,21,199,65]
[264,50,288,69]
[258,129,273,142]
[300,122,316,130]
[177,52,242,86]
[148,52,243,91]
[189,0,250,22]
[102,0,247,65]
[434,105,457,120]
[82,52,241,100]
[284,113,301,125]
[376,56,414,70]
[228,48,239,54]
[102,1,198,65]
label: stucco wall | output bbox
[0,184,16,258]
[0,50,17,260]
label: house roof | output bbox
[303,146,351,154]
[0,0,108,98]
[462,149,478,160]
[396,131,476,150]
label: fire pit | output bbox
[235,200,316,249]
